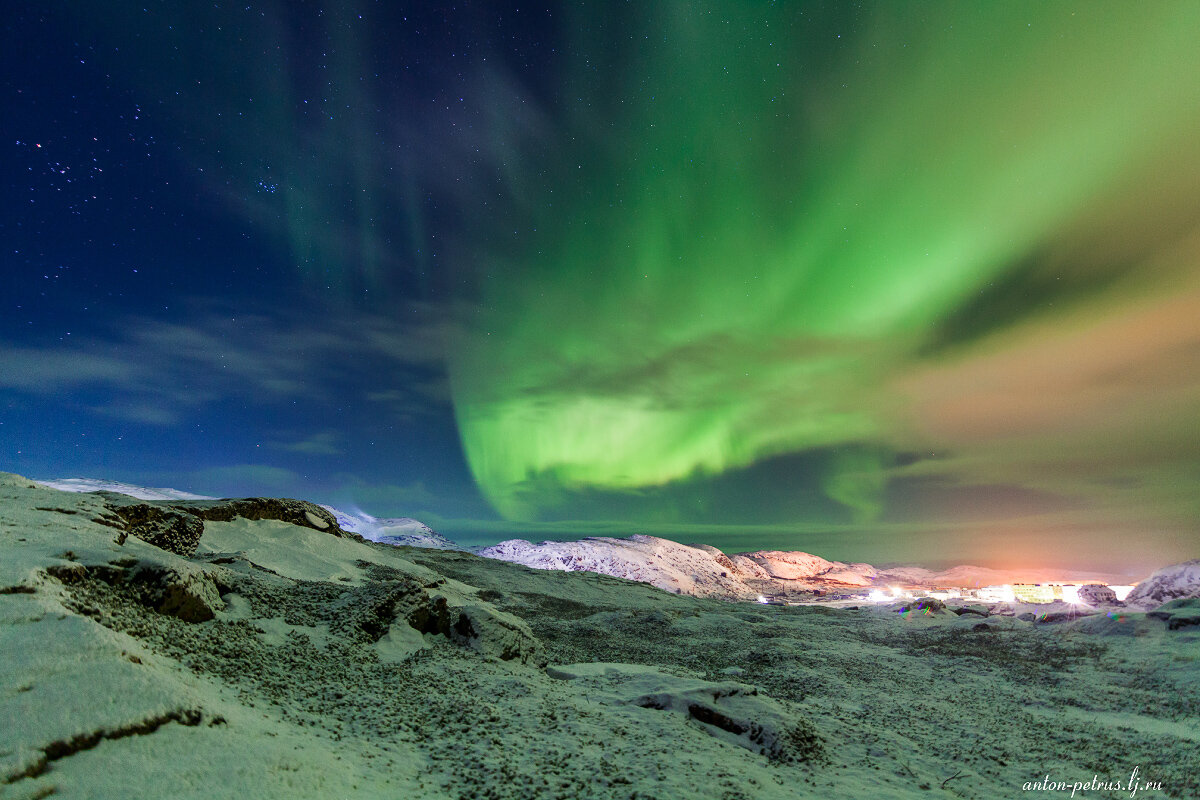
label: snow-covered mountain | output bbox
[479,535,762,599]
[321,507,465,551]
[479,535,1144,599]
[1125,560,1200,609]
[34,477,215,501]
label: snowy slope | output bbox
[34,477,216,501]
[34,476,459,550]
[479,535,760,599]
[321,506,465,550]
[1125,560,1200,609]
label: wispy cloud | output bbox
[0,303,459,427]
[268,430,343,456]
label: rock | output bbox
[972,623,993,633]
[1147,598,1200,631]
[49,560,224,622]
[952,605,989,617]
[1167,611,1200,631]
[303,510,330,529]
[1017,612,1037,622]
[103,502,205,557]
[898,597,946,614]
[1147,597,1200,621]
[142,565,224,622]
[1125,560,1200,608]
[171,498,345,536]
[547,663,823,763]
[406,586,545,665]
[351,578,545,666]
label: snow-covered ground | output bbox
[3,472,1199,799]
[32,476,463,551]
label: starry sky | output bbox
[4,1,1200,571]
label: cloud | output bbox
[0,303,458,427]
[269,430,343,456]
[0,348,142,392]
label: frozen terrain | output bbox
[481,535,1136,600]
[320,506,466,551]
[3,473,1198,799]
[1125,560,1200,608]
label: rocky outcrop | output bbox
[1146,598,1200,631]
[347,576,545,666]
[93,494,347,559]
[51,559,224,622]
[170,498,344,536]
[411,586,545,665]
[104,502,205,557]
[1126,560,1200,609]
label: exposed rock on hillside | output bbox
[1126,560,1200,608]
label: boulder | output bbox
[898,597,946,614]
[140,565,225,622]
[546,663,823,763]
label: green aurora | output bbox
[449,1,1200,544]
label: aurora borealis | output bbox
[451,4,1200,533]
[5,2,1200,569]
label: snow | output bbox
[32,475,458,551]
[3,471,1198,799]
[1126,559,1200,608]
[479,535,1138,600]
[320,506,465,550]
[478,534,760,599]
[34,477,215,501]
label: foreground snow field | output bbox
[2,473,1198,799]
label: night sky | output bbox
[4,2,1200,571]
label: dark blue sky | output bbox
[1,1,544,522]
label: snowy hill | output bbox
[322,507,465,550]
[479,535,761,599]
[1125,560,1200,609]
[34,477,215,501]
[479,536,1142,599]
[34,477,458,550]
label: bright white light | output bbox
[868,589,889,603]
[1111,585,1135,601]
[757,595,768,605]
[977,584,1016,603]
[1060,585,1081,604]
